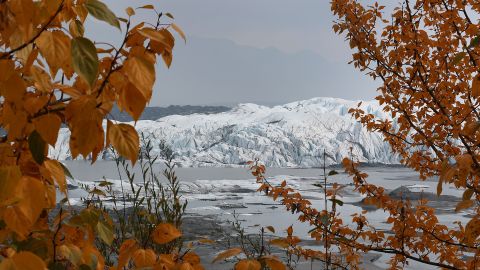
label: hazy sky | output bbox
[91,0,381,106]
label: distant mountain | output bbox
[109,105,231,121]
[51,97,398,167]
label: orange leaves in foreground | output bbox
[0,251,47,270]
[0,1,190,269]
[152,223,182,244]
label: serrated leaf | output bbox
[107,121,139,164]
[33,113,61,145]
[85,0,120,29]
[29,130,46,164]
[123,55,155,100]
[71,37,99,86]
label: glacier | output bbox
[50,97,399,167]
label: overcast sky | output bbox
[91,0,381,106]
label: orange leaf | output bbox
[44,160,67,194]
[65,96,103,159]
[235,259,261,270]
[33,113,62,145]
[117,239,138,269]
[269,238,289,249]
[464,217,480,245]
[171,23,186,43]
[122,55,155,100]
[132,248,156,268]
[0,251,47,270]
[107,121,139,164]
[263,256,286,270]
[117,83,147,121]
[152,223,182,244]
[212,248,243,263]
[455,199,474,212]
[472,74,480,97]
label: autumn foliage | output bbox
[2,0,480,269]
[242,1,480,269]
[0,0,202,269]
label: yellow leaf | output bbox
[464,217,480,245]
[126,7,135,16]
[212,248,242,263]
[33,113,62,145]
[44,160,67,194]
[107,121,139,164]
[96,220,114,245]
[65,96,103,159]
[132,249,156,268]
[455,199,474,212]
[152,223,182,244]
[235,260,261,270]
[4,176,47,238]
[171,23,186,43]
[35,30,72,76]
[123,55,155,100]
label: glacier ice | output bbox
[50,97,399,167]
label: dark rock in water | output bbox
[67,184,78,190]
[217,203,247,209]
[230,185,255,193]
[388,186,458,202]
[354,185,460,212]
